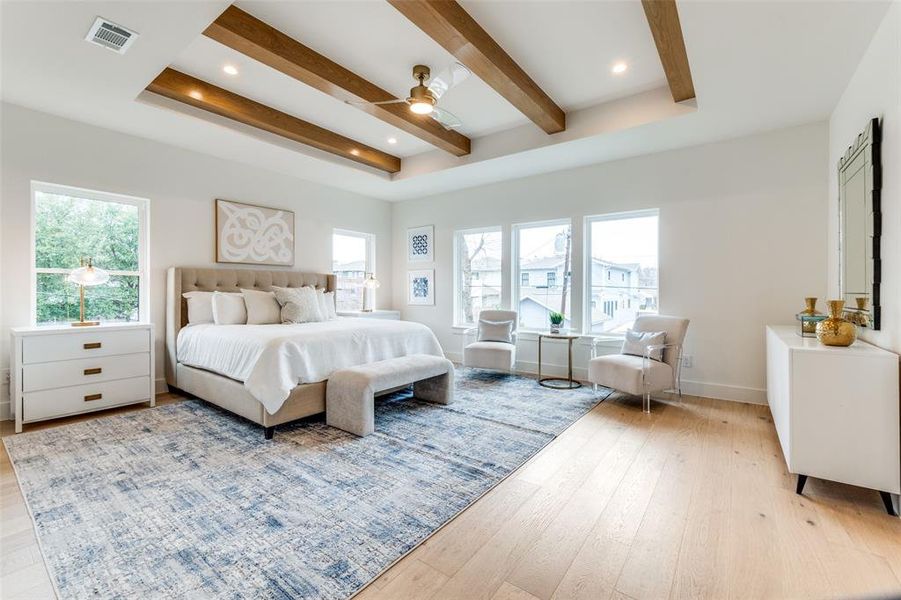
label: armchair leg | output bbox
[593,383,598,393]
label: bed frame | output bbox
[165,267,337,439]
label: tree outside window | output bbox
[455,228,502,326]
[34,187,146,324]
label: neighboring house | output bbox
[333,260,366,308]
[468,253,655,330]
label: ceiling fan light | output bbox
[410,101,434,115]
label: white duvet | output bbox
[176,318,444,414]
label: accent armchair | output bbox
[588,315,690,413]
[463,310,518,373]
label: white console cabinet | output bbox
[765,325,899,515]
[11,323,155,433]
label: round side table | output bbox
[537,332,582,389]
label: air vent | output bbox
[85,17,138,54]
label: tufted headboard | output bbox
[165,267,336,387]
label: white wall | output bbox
[0,103,392,416]
[828,1,900,354]
[392,123,829,404]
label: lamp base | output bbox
[71,321,100,327]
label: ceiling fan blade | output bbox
[427,62,471,100]
[344,98,407,106]
[430,106,463,130]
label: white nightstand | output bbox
[337,310,401,320]
[10,322,155,433]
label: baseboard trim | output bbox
[680,379,767,405]
[447,352,766,405]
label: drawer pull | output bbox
[84,393,103,401]
[83,342,102,350]
[84,368,102,375]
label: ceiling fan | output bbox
[349,62,470,130]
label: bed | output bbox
[165,267,443,437]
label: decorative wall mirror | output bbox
[838,117,881,330]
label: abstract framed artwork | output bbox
[215,199,295,266]
[408,269,435,306]
[407,225,434,263]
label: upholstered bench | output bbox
[326,354,454,437]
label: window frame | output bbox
[30,180,150,325]
[583,208,660,337]
[452,225,503,327]
[512,217,573,332]
[331,228,376,311]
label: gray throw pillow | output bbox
[622,329,666,361]
[478,319,514,343]
[272,286,324,324]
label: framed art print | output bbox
[408,269,435,305]
[215,199,295,266]
[407,225,434,263]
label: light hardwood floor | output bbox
[2,391,900,599]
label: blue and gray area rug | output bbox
[4,369,610,600]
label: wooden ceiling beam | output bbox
[641,0,696,102]
[388,0,565,134]
[146,68,401,173]
[203,5,471,157]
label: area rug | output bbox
[4,369,610,600]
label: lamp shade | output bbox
[67,264,110,286]
[364,274,380,289]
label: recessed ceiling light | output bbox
[188,90,203,100]
[611,62,628,75]
[387,137,398,145]
[223,64,239,76]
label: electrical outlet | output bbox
[682,355,694,368]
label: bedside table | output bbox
[337,310,401,320]
[10,322,155,433]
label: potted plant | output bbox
[549,311,564,334]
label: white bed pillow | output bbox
[478,319,514,343]
[182,291,214,324]
[317,289,338,321]
[621,329,666,362]
[211,291,247,325]
[241,289,281,324]
[272,286,324,324]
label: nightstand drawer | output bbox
[22,329,149,364]
[24,376,151,423]
[23,353,150,392]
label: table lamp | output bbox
[67,257,110,327]
[362,273,380,312]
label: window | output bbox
[586,210,659,335]
[332,229,375,311]
[32,182,148,325]
[514,220,571,330]
[454,227,502,326]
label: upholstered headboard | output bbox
[165,267,337,388]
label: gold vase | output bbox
[799,297,822,334]
[815,300,857,346]
[844,297,871,327]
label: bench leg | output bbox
[326,388,376,437]
[414,369,454,405]
[264,426,275,440]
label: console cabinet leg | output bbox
[879,491,898,516]
[795,474,808,495]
